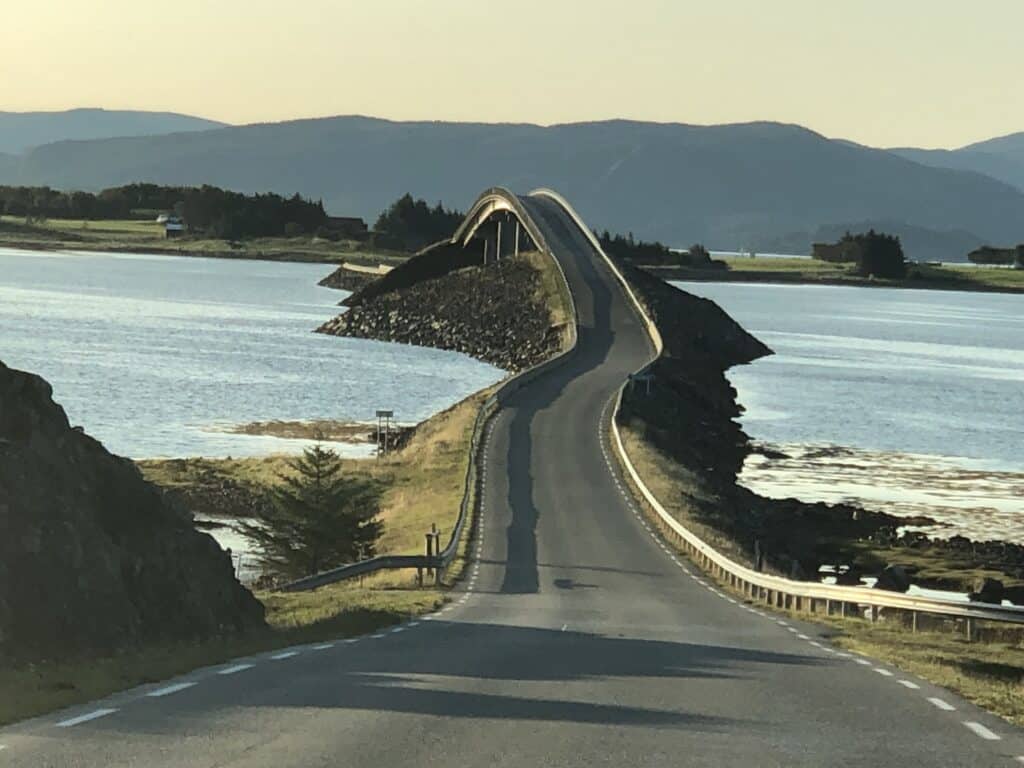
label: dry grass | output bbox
[139,386,494,557]
[618,425,752,567]
[521,249,574,335]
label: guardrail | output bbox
[554,191,1024,632]
[281,189,579,592]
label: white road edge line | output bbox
[928,697,956,711]
[271,651,299,660]
[57,708,118,727]
[312,643,334,650]
[218,664,254,676]
[963,721,1000,741]
[147,682,197,698]
[898,680,920,689]
[874,668,894,677]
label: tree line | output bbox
[372,193,464,252]
[0,183,327,239]
[597,230,719,268]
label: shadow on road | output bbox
[88,622,822,733]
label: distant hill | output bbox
[891,132,1024,194]
[0,108,226,155]
[0,152,16,178]
[7,116,1024,258]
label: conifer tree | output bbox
[237,441,383,580]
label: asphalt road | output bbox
[2,192,1022,766]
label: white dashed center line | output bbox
[963,721,1000,741]
[57,708,118,727]
[217,664,254,676]
[312,643,334,651]
[271,651,299,660]
[146,682,196,698]
[873,668,894,677]
[928,697,956,711]
[897,680,920,690]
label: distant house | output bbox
[164,216,185,239]
[323,216,369,240]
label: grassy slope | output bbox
[0,215,405,266]
[654,256,1024,293]
[620,407,1024,725]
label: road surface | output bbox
[2,192,1022,767]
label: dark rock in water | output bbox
[318,267,378,293]
[874,565,912,593]
[0,360,265,661]
[969,577,1005,604]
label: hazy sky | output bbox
[4,0,1022,148]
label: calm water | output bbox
[0,248,503,458]
[675,281,1024,542]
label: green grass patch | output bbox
[0,215,407,266]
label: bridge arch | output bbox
[450,187,550,262]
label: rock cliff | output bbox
[0,361,265,661]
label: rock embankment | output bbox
[318,254,564,372]
[617,260,1024,595]
[616,261,908,578]
[0,361,265,662]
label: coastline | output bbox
[643,262,1024,294]
[0,235,405,267]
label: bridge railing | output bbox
[280,189,579,592]
[539,189,1024,631]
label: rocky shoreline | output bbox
[318,253,566,372]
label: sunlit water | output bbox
[0,248,504,459]
[674,281,1024,543]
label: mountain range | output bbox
[0,108,225,155]
[2,111,1024,261]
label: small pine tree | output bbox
[237,441,383,581]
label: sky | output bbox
[3,0,1022,149]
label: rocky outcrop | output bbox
[0,361,265,661]
[317,255,564,372]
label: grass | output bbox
[138,387,492,557]
[618,420,1024,725]
[521,249,574,333]
[0,215,407,266]
[5,387,494,726]
[712,256,1024,292]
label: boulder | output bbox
[968,577,1005,604]
[874,565,911,593]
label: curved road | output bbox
[3,193,1022,766]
